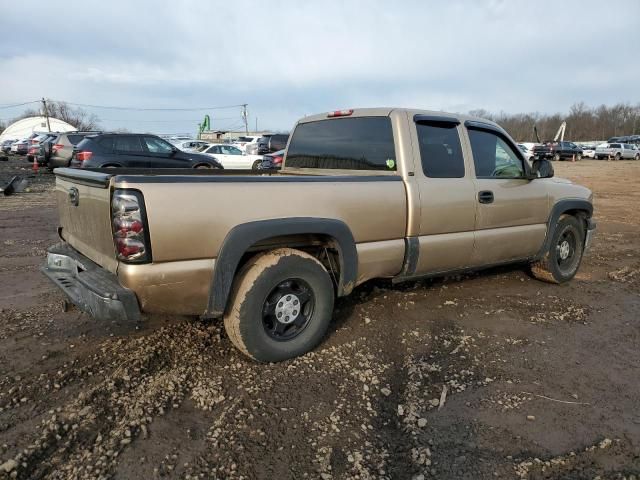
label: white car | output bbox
[581,145,596,159]
[201,144,263,169]
[517,144,534,160]
[232,135,262,152]
[177,140,210,152]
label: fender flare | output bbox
[206,217,358,317]
[535,199,593,259]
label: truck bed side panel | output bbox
[118,177,408,263]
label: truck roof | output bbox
[298,107,503,130]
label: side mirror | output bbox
[531,158,554,179]
[170,146,178,155]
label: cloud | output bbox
[1,0,638,132]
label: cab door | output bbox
[411,116,477,275]
[464,123,549,265]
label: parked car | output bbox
[257,133,289,154]
[11,139,29,155]
[595,143,640,160]
[28,133,58,163]
[545,141,583,161]
[177,140,210,152]
[233,135,262,152]
[43,107,595,362]
[200,143,263,169]
[1,139,17,154]
[580,145,597,159]
[70,133,223,169]
[517,144,534,160]
[42,132,98,169]
[532,143,553,160]
[259,149,285,170]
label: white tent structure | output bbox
[0,116,76,142]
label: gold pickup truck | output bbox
[42,108,595,362]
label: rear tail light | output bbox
[28,147,37,155]
[273,155,283,165]
[76,151,93,162]
[328,109,354,118]
[111,190,151,263]
[52,144,64,152]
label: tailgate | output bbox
[55,169,118,273]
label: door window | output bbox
[114,136,144,153]
[416,121,465,178]
[221,145,242,155]
[144,137,174,154]
[468,129,525,178]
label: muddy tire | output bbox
[531,215,585,284]
[224,248,334,362]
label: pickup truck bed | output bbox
[44,107,595,362]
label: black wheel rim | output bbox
[262,278,315,341]
[555,229,577,273]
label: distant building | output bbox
[200,130,271,142]
[0,116,76,142]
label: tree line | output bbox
[469,102,640,143]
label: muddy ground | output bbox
[0,155,638,480]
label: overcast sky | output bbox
[1,0,639,134]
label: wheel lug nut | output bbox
[286,296,291,301]
[285,316,289,321]
[293,310,297,315]
[278,302,283,307]
[277,312,282,318]
[294,300,298,305]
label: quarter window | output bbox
[416,121,465,178]
[468,129,525,178]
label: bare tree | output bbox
[476,102,640,142]
[10,100,101,131]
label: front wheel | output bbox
[635,154,640,161]
[615,153,621,161]
[575,153,582,161]
[224,248,334,362]
[553,153,561,161]
[530,215,585,284]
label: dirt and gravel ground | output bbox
[0,155,639,480]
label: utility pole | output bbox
[255,117,258,133]
[242,104,248,135]
[41,97,51,132]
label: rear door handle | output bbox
[478,190,494,204]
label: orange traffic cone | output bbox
[32,155,38,173]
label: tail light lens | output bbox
[111,190,151,263]
[52,144,64,152]
[273,155,283,165]
[328,109,354,117]
[76,151,93,162]
[28,147,37,155]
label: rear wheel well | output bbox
[238,234,342,291]
[101,163,121,168]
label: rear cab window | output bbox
[286,117,396,171]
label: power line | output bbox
[51,99,247,112]
[0,100,40,109]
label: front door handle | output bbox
[478,190,494,204]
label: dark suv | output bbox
[70,133,223,169]
[257,134,289,154]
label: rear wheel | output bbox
[575,153,582,161]
[251,159,261,170]
[194,163,212,169]
[615,152,621,161]
[224,248,334,362]
[531,215,585,284]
